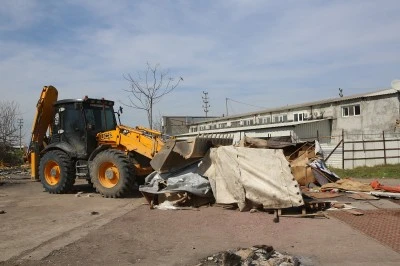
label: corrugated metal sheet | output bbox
[294,119,331,143]
[320,143,342,169]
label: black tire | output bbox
[87,179,93,186]
[90,150,135,198]
[39,150,76,194]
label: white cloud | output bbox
[1,0,399,143]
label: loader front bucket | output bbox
[150,135,233,173]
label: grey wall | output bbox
[332,94,400,138]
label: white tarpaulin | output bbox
[198,146,304,211]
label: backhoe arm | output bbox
[26,86,58,180]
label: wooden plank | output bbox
[347,193,379,200]
[303,191,341,199]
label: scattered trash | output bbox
[140,162,214,209]
[370,191,400,199]
[344,209,364,216]
[75,192,84,197]
[0,165,30,176]
[90,211,99,215]
[308,159,340,185]
[198,245,300,266]
[86,194,94,198]
[347,193,379,200]
[155,200,199,211]
[321,179,373,192]
[327,203,356,211]
[302,190,341,199]
[0,210,6,214]
[370,180,400,193]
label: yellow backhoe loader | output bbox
[26,86,232,198]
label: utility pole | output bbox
[202,91,210,117]
[226,98,229,116]
[18,118,23,150]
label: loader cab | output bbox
[50,98,117,159]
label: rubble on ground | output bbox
[0,164,30,185]
[138,135,399,219]
[197,245,300,266]
[321,179,373,192]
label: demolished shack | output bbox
[141,135,338,211]
[198,146,304,211]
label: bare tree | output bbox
[152,111,164,133]
[123,62,183,129]
[0,101,20,147]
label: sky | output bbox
[1,0,399,144]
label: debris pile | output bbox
[197,245,300,266]
[0,164,30,184]
[140,135,400,220]
[140,162,214,209]
[140,136,305,211]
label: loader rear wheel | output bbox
[90,150,135,198]
[39,150,76,194]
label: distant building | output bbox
[163,81,400,169]
[162,116,218,136]
[175,84,400,145]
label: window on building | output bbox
[258,117,270,124]
[243,120,254,126]
[231,121,240,127]
[342,105,360,117]
[354,105,361,115]
[294,112,308,122]
[274,114,287,123]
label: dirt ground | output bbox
[1,175,400,266]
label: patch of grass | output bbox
[331,164,400,179]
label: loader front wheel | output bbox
[91,150,135,198]
[39,150,75,194]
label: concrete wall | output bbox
[332,94,400,138]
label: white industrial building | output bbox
[168,80,400,169]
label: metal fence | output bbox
[341,130,400,169]
[309,130,400,169]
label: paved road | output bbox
[1,177,400,265]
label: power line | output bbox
[226,97,267,116]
